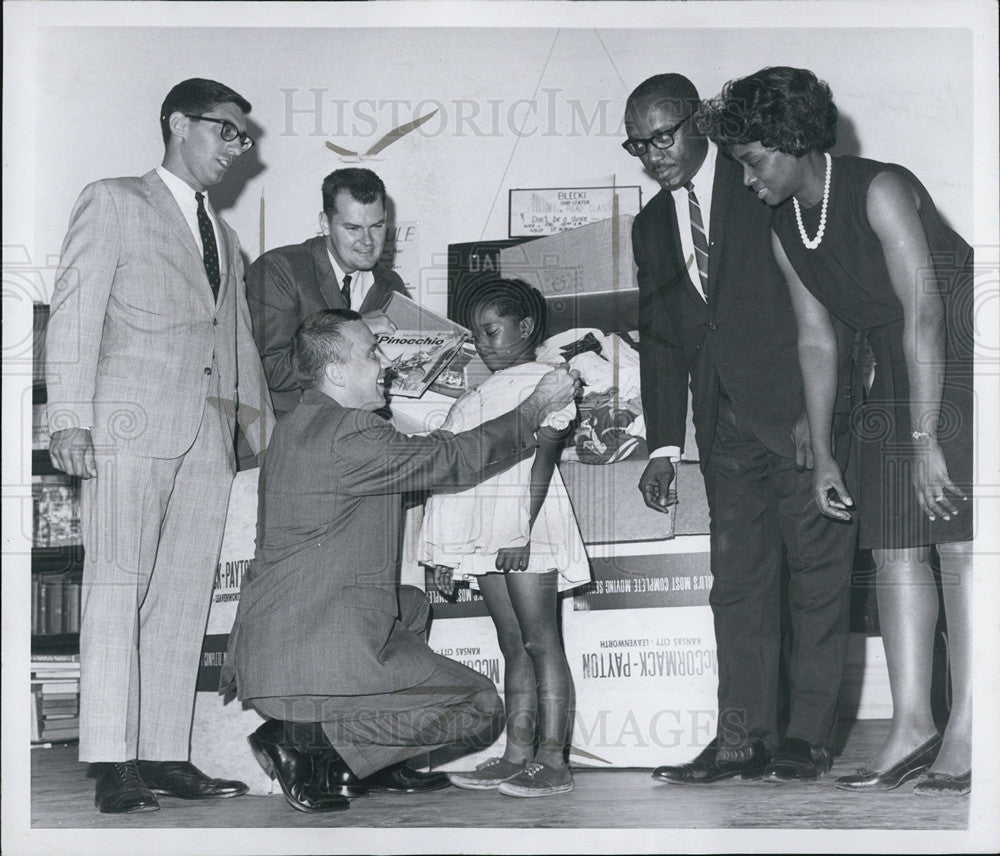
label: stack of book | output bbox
[30,655,81,743]
[31,573,82,635]
[32,476,81,547]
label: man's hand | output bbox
[639,457,677,513]
[791,412,814,471]
[48,427,97,478]
[362,312,397,336]
[523,365,581,426]
[496,543,531,572]
[812,458,854,522]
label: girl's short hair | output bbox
[699,66,837,156]
[464,277,547,350]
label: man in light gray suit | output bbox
[45,78,277,814]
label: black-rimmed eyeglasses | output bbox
[185,114,254,151]
[622,113,693,157]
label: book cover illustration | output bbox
[380,291,470,399]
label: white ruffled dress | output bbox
[419,361,591,591]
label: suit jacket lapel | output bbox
[214,217,232,308]
[143,170,216,309]
[706,156,737,310]
[312,236,346,309]
[359,266,395,314]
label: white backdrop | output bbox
[26,25,974,313]
[4,3,998,855]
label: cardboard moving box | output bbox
[498,215,639,335]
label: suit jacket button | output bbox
[204,367,213,375]
[213,318,219,326]
[708,322,718,331]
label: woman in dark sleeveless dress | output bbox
[701,67,973,796]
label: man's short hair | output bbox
[322,169,387,218]
[625,73,701,121]
[159,78,252,145]
[292,308,363,389]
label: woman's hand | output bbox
[433,564,456,597]
[812,458,854,522]
[913,439,966,521]
[496,543,531,572]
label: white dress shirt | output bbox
[155,165,219,255]
[651,142,719,463]
[668,141,718,304]
[326,249,375,310]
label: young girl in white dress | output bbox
[420,278,590,798]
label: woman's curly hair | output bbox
[698,66,837,156]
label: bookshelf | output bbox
[31,302,82,744]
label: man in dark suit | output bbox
[222,309,580,812]
[45,78,275,813]
[247,168,409,418]
[624,74,857,782]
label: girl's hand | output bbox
[496,543,531,572]
[813,458,854,522]
[433,564,456,597]
[913,439,965,521]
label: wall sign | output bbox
[509,186,642,237]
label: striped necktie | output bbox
[195,192,220,302]
[684,181,709,301]
[341,274,352,309]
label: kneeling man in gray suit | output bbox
[222,309,580,812]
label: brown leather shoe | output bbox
[248,720,350,812]
[94,761,159,814]
[652,739,770,784]
[364,763,452,794]
[136,760,248,799]
[762,738,832,782]
[315,749,369,798]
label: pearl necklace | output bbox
[792,152,832,250]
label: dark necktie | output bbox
[684,181,710,301]
[341,274,352,309]
[195,192,220,302]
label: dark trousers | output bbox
[251,588,504,778]
[703,391,856,750]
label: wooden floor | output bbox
[29,720,968,834]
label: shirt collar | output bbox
[674,141,718,196]
[326,247,350,283]
[326,248,374,289]
[155,165,206,211]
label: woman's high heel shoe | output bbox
[913,770,971,796]
[835,734,942,792]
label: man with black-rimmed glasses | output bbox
[45,78,285,813]
[623,73,857,785]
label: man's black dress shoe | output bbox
[248,720,350,812]
[364,763,453,794]
[762,738,832,782]
[651,739,770,784]
[315,749,370,798]
[835,733,942,792]
[94,761,159,814]
[135,760,249,799]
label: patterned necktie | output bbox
[341,274,352,309]
[195,192,220,302]
[684,181,710,301]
